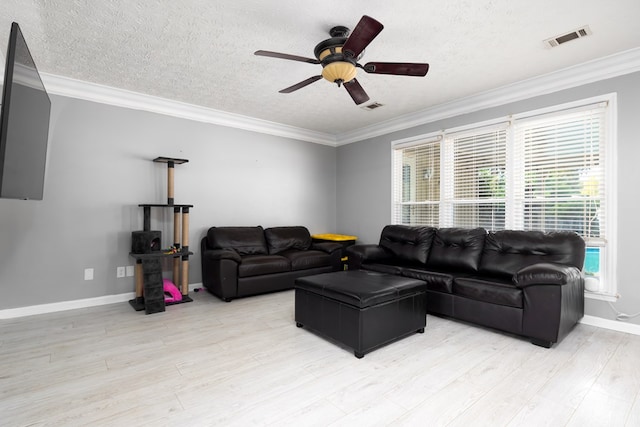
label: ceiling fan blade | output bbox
[255,50,320,64]
[342,15,384,59]
[362,62,430,76]
[344,79,370,105]
[279,75,323,93]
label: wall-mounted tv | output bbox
[0,22,51,200]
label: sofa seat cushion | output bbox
[281,250,331,271]
[453,277,523,308]
[238,255,290,278]
[401,268,454,294]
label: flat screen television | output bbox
[0,22,51,200]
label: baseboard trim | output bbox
[0,293,135,319]
[0,283,204,319]
[580,314,640,336]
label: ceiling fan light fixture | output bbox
[321,61,357,86]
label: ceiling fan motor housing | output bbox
[314,35,360,86]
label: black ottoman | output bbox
[295,270,427,358]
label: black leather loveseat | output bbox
[346,225,585,347]
[201,226,343,301]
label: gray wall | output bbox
[337,71,640,324]
[0,95,337,309]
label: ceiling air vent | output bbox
[544,25,592,48]
[361,102,384,111]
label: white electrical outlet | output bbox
[125,265,135,277]
[84,268,94,280]
[116,266,125,278]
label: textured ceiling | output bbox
[1,0,640,136]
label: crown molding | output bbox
[38,47,640,148]
[335,47,640,145]
[40,73,338,146]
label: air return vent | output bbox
[361,102,384,111]
[544,25,592,48]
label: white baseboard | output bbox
[0,283,204,319]
[580,315,640,336]
[0,292,135,319]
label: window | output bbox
[392,95,616,300]
[444,125,507,230]
[392,136,441,226]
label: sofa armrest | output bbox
[346,244,392,269]
[514,262,584,346]
[513,263,582,288]
[200,246,241,301]
[311,241,342,254]
[202,248,242,263]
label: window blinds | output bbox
[443,126,507,230]
[392,137,441,226]
[512,104,607,245]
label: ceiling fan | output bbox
[255,15,430,105]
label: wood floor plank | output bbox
[567,388,632,426]
[446,323,599,426]
[589,332,640,401]
[530,327,624,410]
[384,326,512,410]
[506,395,576,427]
[269,398,346,426]
[329,398,407,426]
[625,392,640,426]
[400,338,540,426]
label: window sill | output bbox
[584,291,618,302]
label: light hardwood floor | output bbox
[2,289,640,426]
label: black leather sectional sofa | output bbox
[347,225,586,347]
[201,226,343,301]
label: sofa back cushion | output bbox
[478,230,586,279]
[379,225,436,265]
[426,227,486,273]
[265,226,312,254]
[206,226,268,255]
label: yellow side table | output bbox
[311,233,358,270]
